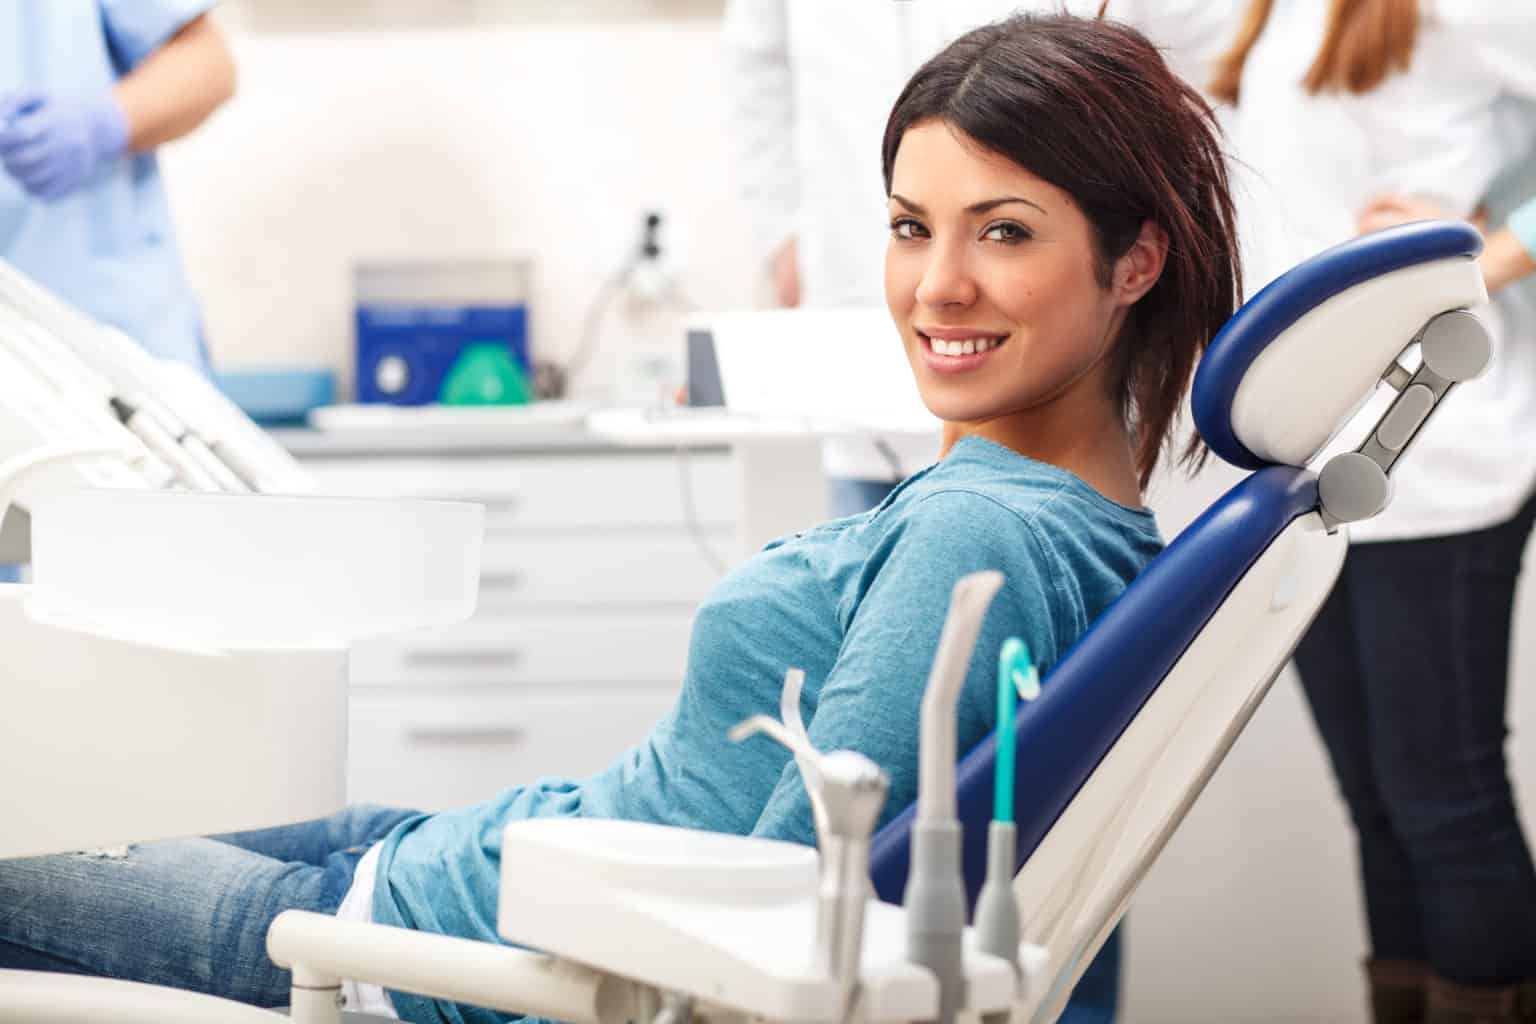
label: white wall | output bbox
[153,15,1536,1024]
[159,13,756,399]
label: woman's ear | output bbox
[1114,221,1169,306]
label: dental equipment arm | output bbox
[778,668,832,848]
[266,911,630,1024]
[0,259,312,560]
[732,692,890,1023]
[973,637,1036,976]
[905,570,1004,1024]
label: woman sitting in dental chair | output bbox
[0,14,1240,1023]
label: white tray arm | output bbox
[0,969,281,1024]
[266,911,641,1024]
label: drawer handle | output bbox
[403,649,524,669]
[478,571,524,593]
[457,496,521,518]
[406,725,526,745]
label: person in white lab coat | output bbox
[1201,3,1536,1021]
[718,2,1181,1018]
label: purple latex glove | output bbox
[0,90,129,201]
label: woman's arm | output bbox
[1491,196,1536,293]
[748,492,1063,847]
[114,13,236,153]
[1480,223,1536,294]
[1357,192,1536,296]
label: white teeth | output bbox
[927,335,1004,355]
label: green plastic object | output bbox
[439,342,532,405]
[994,636,1040,823]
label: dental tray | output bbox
[498,818,1030,1023]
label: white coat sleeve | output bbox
[720,0,800,268]
[1441,8,1536,100]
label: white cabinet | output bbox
[347,689,681,813]
[290,439,734,811]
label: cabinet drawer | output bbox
[476,535,725,607]
[347,690,678,811]
[303,452,737,530]
[349,612,693,687]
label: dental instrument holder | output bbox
[732,713,890,1021]
[906,571,1006,1024]
[1315,308,1491,529]
[973,821,1020,972]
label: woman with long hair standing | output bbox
[1207,3,1536,1021]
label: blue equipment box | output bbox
[353,261,531,406]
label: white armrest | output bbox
[0,969,279,1023]
[266,911,635,1024]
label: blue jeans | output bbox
[0,805,418,1007]
[827,474,1120,1022]
[0,802,1118,1021]
[1293,495,1536,985]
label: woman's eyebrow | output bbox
[888,193,1047,217]
[967,196,1047,216]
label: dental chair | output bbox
[0,220,1492,1024]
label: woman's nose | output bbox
[914,245,977,309]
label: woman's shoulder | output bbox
[895,437,1158,535]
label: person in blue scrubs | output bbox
[0,1,235,581]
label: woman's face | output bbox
[884,119,1134,431]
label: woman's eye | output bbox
[983,221,1031,243]
[890,218,928,240]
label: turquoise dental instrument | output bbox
[976,635,1038,975]
[993,636,1038,822]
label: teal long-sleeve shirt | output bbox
[374,434,1163,1024]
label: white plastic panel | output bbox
[1011,513,1348,1022]
[28,489,483,650]
[1231,258,1486,467]
[0,589,347,858]
[497,819,1018,1024]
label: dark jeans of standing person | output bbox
[1294,493,1536,1022]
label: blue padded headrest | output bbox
[1192,221,1483,470]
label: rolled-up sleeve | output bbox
[1510,197,1536,262]
[98,0,218,73]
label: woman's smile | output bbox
[916,325,1010,374]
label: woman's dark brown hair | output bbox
[881,14,1241,489]
[1209,0,1420,105]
